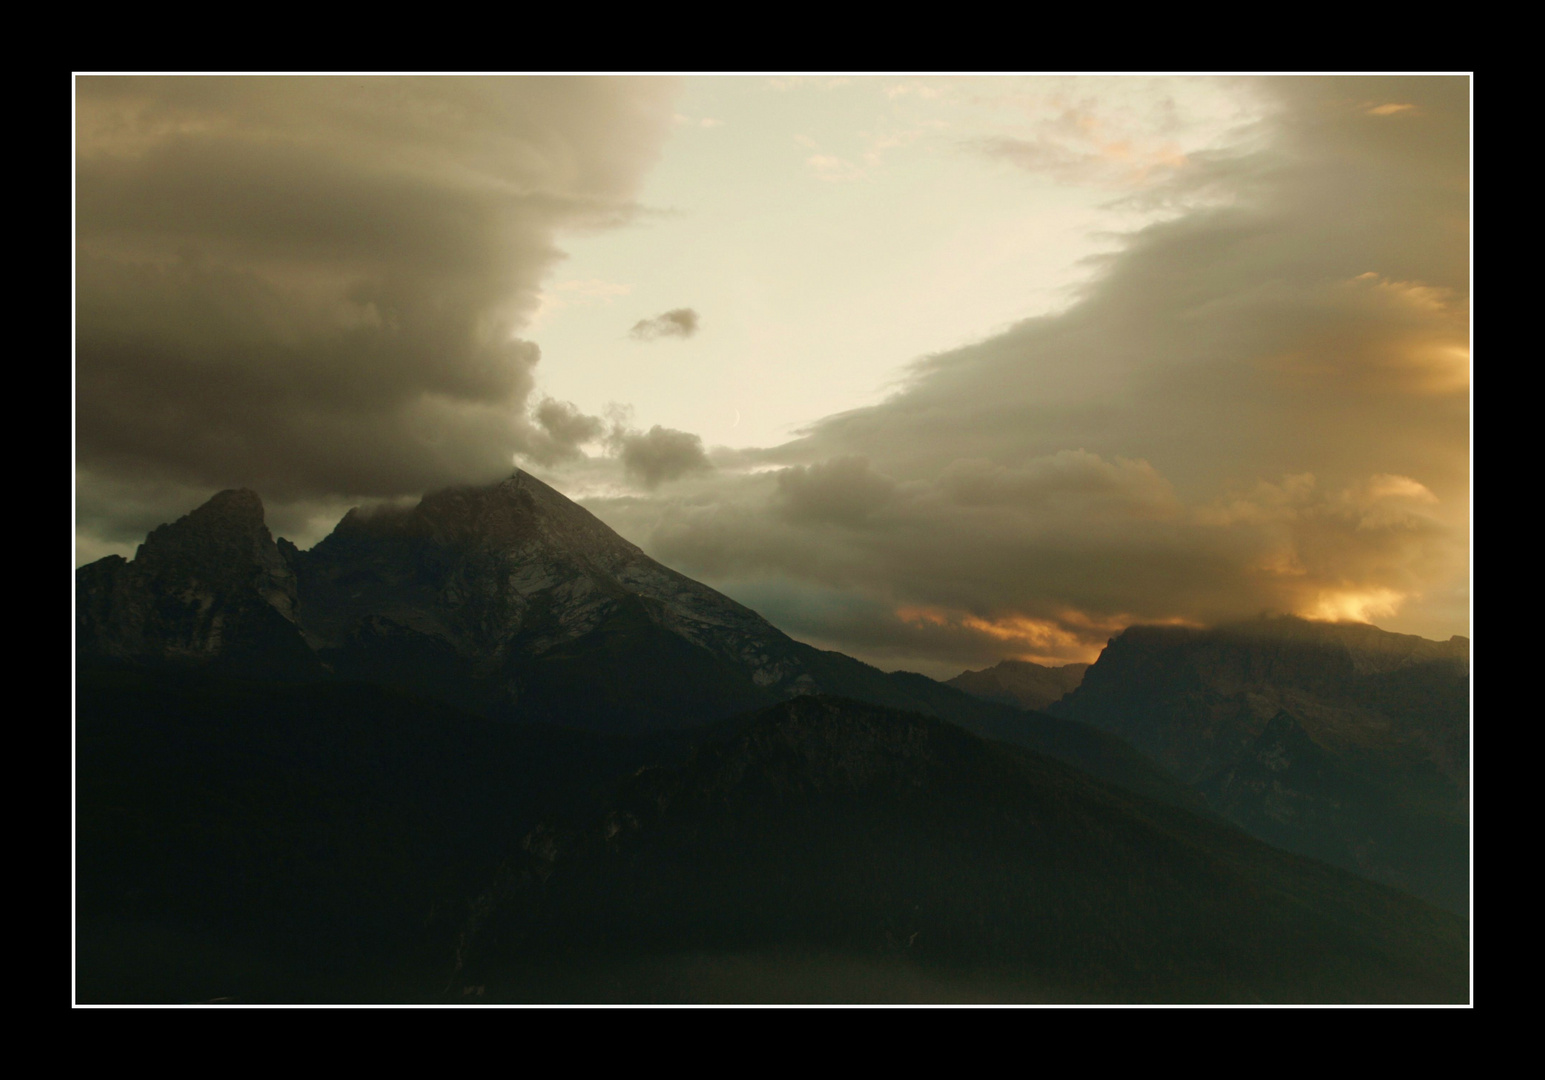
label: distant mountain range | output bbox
[1048,618,1469,912]
[75,472,1186,806]
[74,471,1470,1002]
[947,659,1089,711]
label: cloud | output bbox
[775,457,897,525]
[973,134,1187,187]
[564,76,1469,667]
[75,75,679,550]
[966,85,1211,188]
[610,425,713,488]
[629,308,700,340]
[520,398,606,466]
[78,75,1470,672]
[937,452,1178,516]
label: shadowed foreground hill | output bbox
[75,667,693,1003]
[454,696,1468,1004]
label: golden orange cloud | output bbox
[895,604,1201,665]
[1303,587,1407,624]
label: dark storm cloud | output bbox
[629,308,700,340]
[75,75,679,550]
[775,457,897,525]
[576,76,1469,666]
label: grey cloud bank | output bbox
[561,76,1469,672]
[76,75,678,549]
[76,75,1469,677]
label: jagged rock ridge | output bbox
[74,473,1188,812]
[76,489,317,678]
[293,472,821,706]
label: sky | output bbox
[74,74,1470,679]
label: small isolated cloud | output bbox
[610,425,713,488]
[521,398,606,466]
[630,308,700,341]
[1366,103,1417,117]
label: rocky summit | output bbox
[290,471,823,721]
[74,471,1174,806]
[76,488,317,679]
[76,471,827,711]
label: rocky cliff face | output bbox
[76,489,317,678]
[1050,617,1470,910]
[293,472,820,702]
[947,659,1089,711]
[78,473,1141,771]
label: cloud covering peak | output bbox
[76,76,1469,677]
[76,75,679,546]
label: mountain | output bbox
[451,696,1467,1004]
[76,489,319,680]
[76,472,1193,807]
[947,659,1089,711]
[73,481,1468,1002]
[1049,618,1470,911]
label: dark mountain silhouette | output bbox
[75,665,692,1002]
[76,472,1191,807]
[76,489,320,680]
[453,696,1466,1004]
[947,659,1089,711]
[74,476,1470,1002]
[1049,618,1469,911]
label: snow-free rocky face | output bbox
[78,472,1090,740]
[295,472,817,692]
[76,488,313,677]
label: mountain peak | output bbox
[77,486,311,674]
[325,471,643,565]
[192,486,266,521]
[135,487,278,578]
